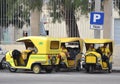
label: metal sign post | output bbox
[94,0,101,38]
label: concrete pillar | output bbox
[30,9,40,36]
[103,0,113,39]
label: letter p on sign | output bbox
[93,14,101,22]
[90,12,104,25]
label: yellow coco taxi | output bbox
[82,39,113,73]
[56,37,84,71]
[4,36,61,74]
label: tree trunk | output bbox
[30,9,40,36]
[0,27,3,44]
[0,27,1,44]
[65,9,80,37]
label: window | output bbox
[114,19,120,45]
[50,41,59,49]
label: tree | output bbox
[115,0,120,15]
[49,0,91,37]
[0,0,44,43]
[2,0,120,38]
[3,0,96,37]
[0,0,9,27]
[0,0,8,43]
[0,0,30,43]
[0,0,30,29]
[7,0,43,35]
[6,0,91,37]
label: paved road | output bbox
[0,70,120,84]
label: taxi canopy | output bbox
[84,39,113,44]
[60,37,83,43]
[16,36,60,54]
[60,37,84,52]
[84,39,113,53]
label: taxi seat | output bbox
[21,50,33,65]
[67,47,80,60]
[12,49,25,66]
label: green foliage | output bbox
[49,0,62,23]
[0,0,9,27]
[1,0,120,28]
[0,0,43,28]
[25,0,43,11]
[49,0,91,23]
[79,0,90,15]
[49,0,109,23]
[115,0,120,15]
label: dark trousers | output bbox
[102,55,109,68]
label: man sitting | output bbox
[60,43,70,57]
[87,44,96,51]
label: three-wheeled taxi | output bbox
[56,37,84,71]
[82,39,113,73]
[4,36,61,74]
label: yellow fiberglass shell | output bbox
[60,37,84,52]
[85,51,101,64]
[5,51,16,67]
[59,37,84,67]
[84,39,113,66]
[16,36,60,54]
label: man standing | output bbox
[100,43,111,68]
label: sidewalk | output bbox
[112,66,120,72]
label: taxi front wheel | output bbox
[9,67,17,72]
[32,64,41,74]
[108,69,112,73]
[89,65,94,73]
[1,57,6,69]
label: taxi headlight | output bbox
[97,57,101,62]
[81,57,85,62]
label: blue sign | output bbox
[90,12,104,29]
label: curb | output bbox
[112,67,120,72]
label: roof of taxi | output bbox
[16,36,59,42]
[60,37,83,42]
[84,39,113,44]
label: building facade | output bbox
[0,0,120,45]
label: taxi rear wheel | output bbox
[45,68,53,73]
[86,68,89,73]
[32,64,41,74]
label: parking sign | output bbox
[90,12,104,29]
